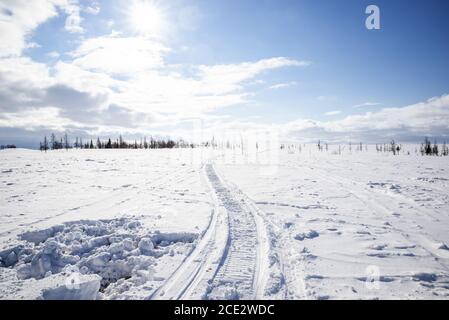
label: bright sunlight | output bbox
[128,0,165,36]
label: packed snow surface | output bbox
[1,146,449,299]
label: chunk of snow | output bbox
[138,238,154,255]
[42,273,101,300]
[20,225,64,245]
[151,232,197,246]
[294,230,319,241]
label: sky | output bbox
[0,0,448,147]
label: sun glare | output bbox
[129,0,164,36]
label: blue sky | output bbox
[1,0,449,147]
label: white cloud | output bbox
[0,42,306,135]
[0,0,87,57]
[47,51,60,58]
[0,107,73,131]
[53,61,122,95]
[65,40,309,116]
[2,52,448,144]
[25,42,41,49]
[83,2,100,15]
[353,102,381,108]
[284,94,449,142]
[0,0,69,57]
[324,110,341,116]
[0,56,52,89]
[70,34,169,74]
[328,95,449,132]
[198,58,305,95]
[269,81,297,90]
[110,56,306,115]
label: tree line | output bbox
[0,144,16,150]
[39,133,192,151]
[281,137,449,157]
[34,134,449,156]
[376,138,448,156]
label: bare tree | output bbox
[43,136,48,152]
[64,133,69,150]
[50,133,56,150]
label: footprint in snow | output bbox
[412,273,438,283]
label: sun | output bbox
[129,0,165,36]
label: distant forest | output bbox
[31,134,448,156]
[0,144,16,150]
[39,133,193,151]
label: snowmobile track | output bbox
[204,164,260,299]
[151,163,267,300]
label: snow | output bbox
[294,230,319,241]
[0,266,101,300]
[1,217,200,299]
[1,146,449,299]
[215,145,449,299]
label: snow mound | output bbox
[0,267,101,300]
[0,218,198,299]
[20,225,65,245]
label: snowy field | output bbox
[1,146,449,299]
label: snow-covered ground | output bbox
[1,146,449,299]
